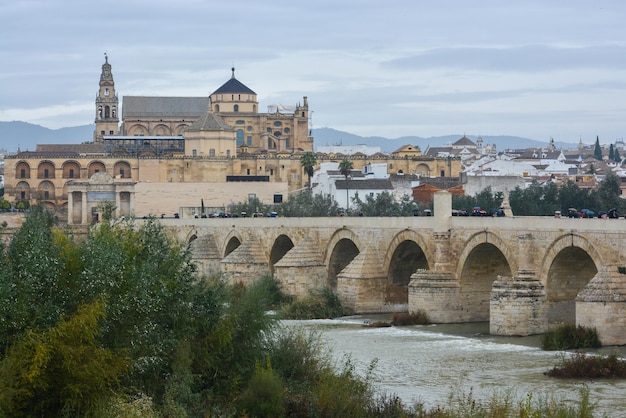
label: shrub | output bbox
[546,351,626,379]
[239,358,286,417]
[542,324,601,350]
[391,310,430,326]
[281,287,346,319]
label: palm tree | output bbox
[300,151,317,191]
[338,158,354,211]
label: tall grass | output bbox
[542,324,601,351]
[546,351,626,379]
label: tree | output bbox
[594,136,603,160]
[338,158,354,211]
[300,151,317,191]
[278,191,341,217]
[353,192,419,216]
[615,148,621,163]
[609,144,615,161]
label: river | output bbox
[285,316,626,417]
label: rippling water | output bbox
[285,316,626,417]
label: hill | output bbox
[312,128,561,153]
[0,121,568,154]
[0,121,94,152]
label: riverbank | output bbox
[287,316,626,417]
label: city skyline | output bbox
[1,0,625,144]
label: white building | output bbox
[311,162,395,210]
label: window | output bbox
[20,168,26,178]
[285,138,290,148]
[101,130,105,135]
[20,191,25,199]
[192,149,197,157]
[270,168,274,175]
[284,127,290,133]
[236,120,245,125]
[274,121,282,127]
[209,149,215,157]
[69,168,75,178]
[119,169,125,178]
[105,88,109,96]
[44,168,49,178]
[226,150,231,157]
[369,192,374,197]
[246,169,250,175]
[440,170,445,177]
[236,130,244,146]
[109,130,114,135]
[247,126,252,131]
[44,191,50,199]
[247,136,252,146]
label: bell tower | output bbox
[94,53,119,144]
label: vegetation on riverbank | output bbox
[280,286,349,319]
[0,206,606,416]
[546,351,626,379]
[392,310,430,326]
[542,324,602,351]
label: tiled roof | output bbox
[335,178,394,190]
[36,143,104,154]
[453,136,476,146]
[186,112,233,132]
[122,96,208,118]
[212,77,256,95]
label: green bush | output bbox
[391,310,430,326]
[546,351,626,379]
[239,358,286,417]
[542,324,601,351]
[281,287,347,319]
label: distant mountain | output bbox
[0,121,94,152]
[0,121,574,154]
[311,127,571,153]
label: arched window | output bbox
[234,104,239,112]
[236,130,244,146]
[105,106,110,118]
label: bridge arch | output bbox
[222,231,243,258]
[456,231,514,322]
[325,228,361,291]
[540,233,601,325]
[384,229,431,305]
[269,234,295,275]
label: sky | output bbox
[1,0,625,144]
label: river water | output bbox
[285,316,626,417]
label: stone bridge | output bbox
[162,192,626,345]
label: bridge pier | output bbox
[221,238,269,285]
[337,245,389,313]
[490,270,547,336]
[577,265,626,346]
[409,270,462,322]
[274,237,326,298]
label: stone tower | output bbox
[94,53,119,144]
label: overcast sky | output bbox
[1,0,625,144]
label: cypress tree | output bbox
[594,136,603,160]
[609,144,615,161]
[615,148,621,163]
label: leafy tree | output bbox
[594,136,603,160]
[338,158,354,210]
[0,300,127,417]
[452,187,502,214]
[300,151,318,191]
[278,190,341,217]
[509,181,559,216]
[596,171,624,212]
[0,206,66,349]
[0,198,10,211]
[228,196,271,216]
[353,191,419,216]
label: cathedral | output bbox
[4,56,315,222]
[3,55,461,224]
